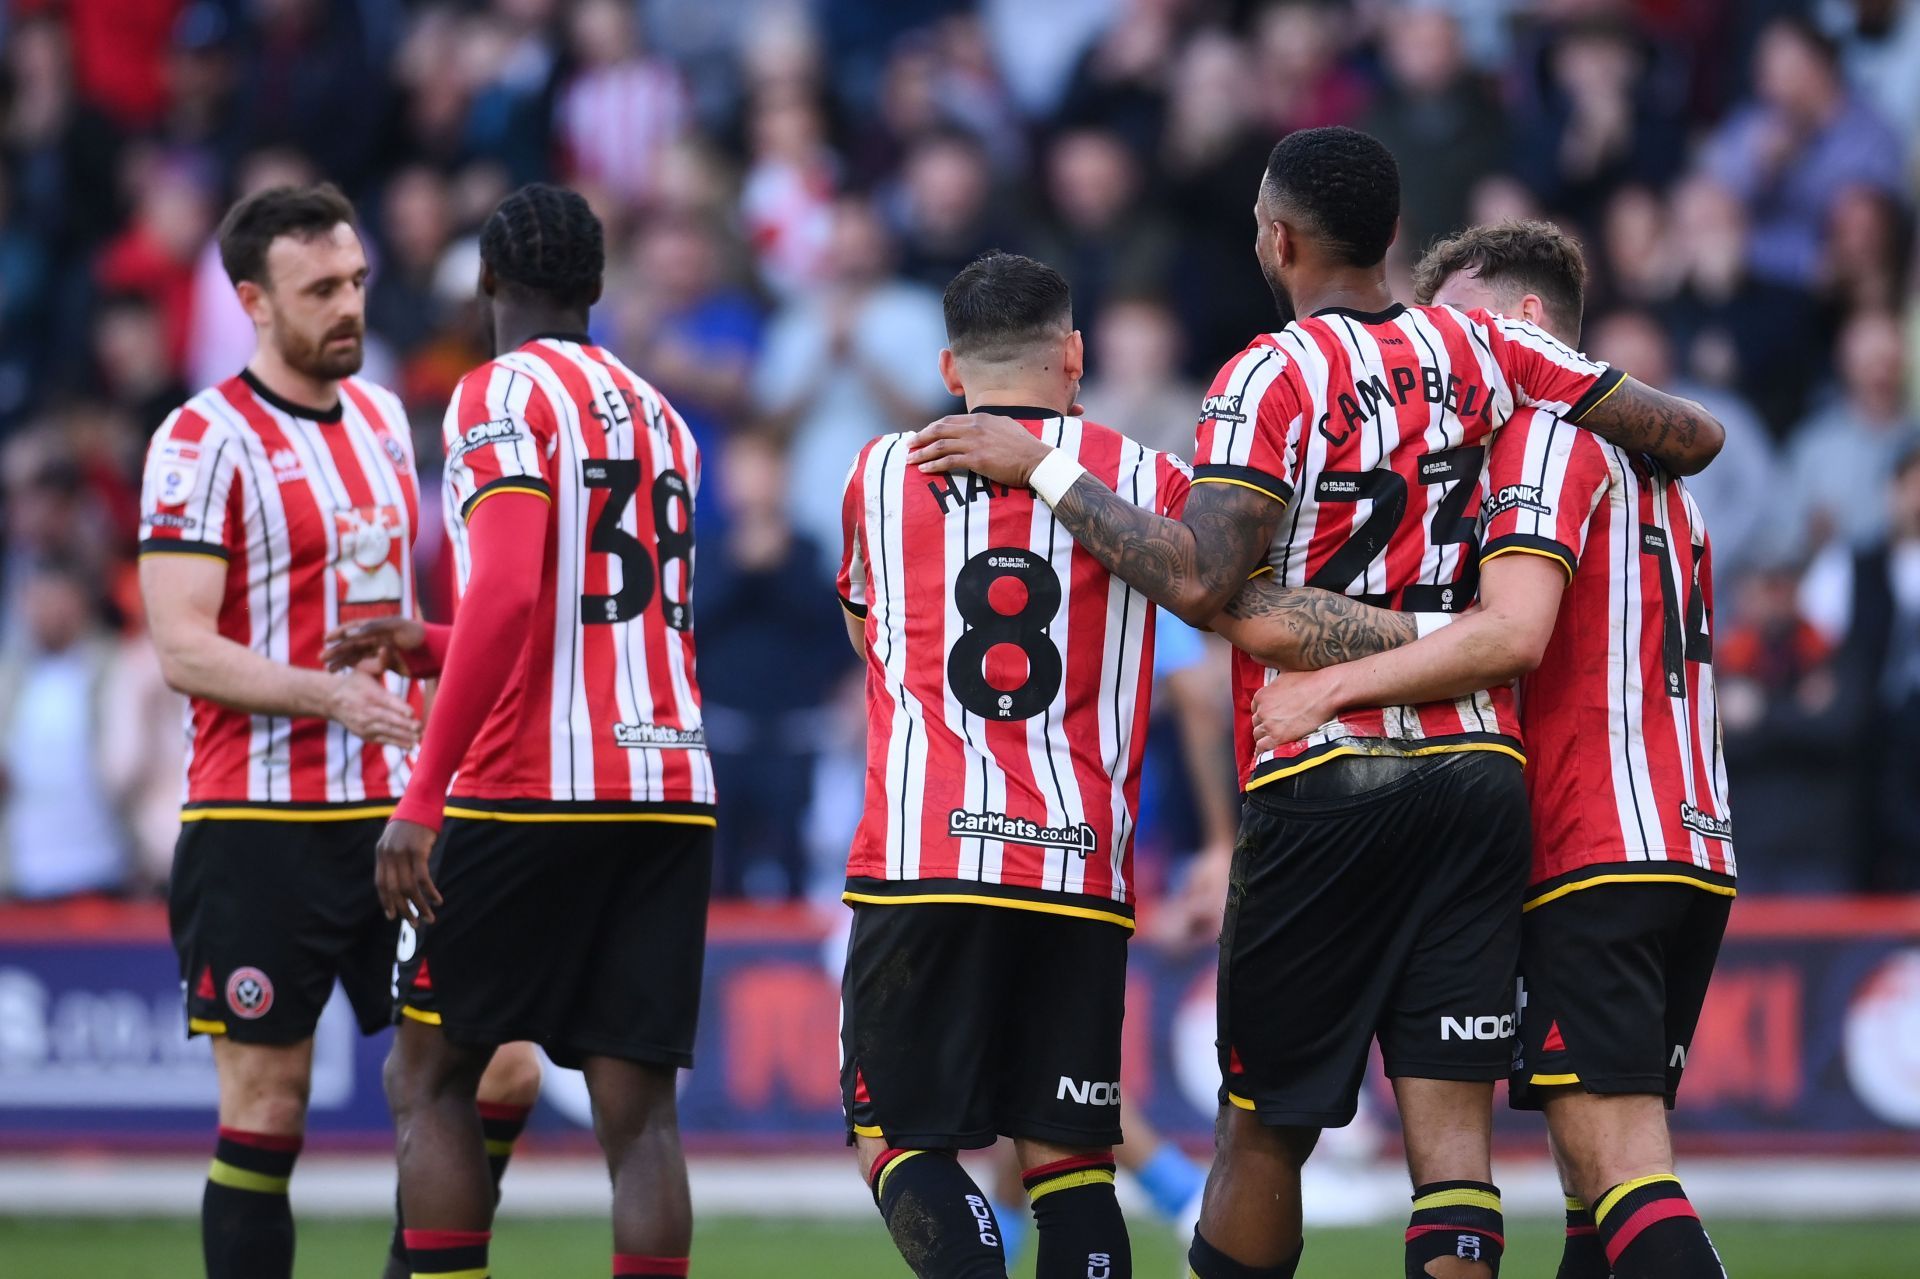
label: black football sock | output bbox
[1595,1175,1727,1279]
[1405,1181,1504,1277]
[1023,1155,1129,1279]
[1558,1196,1607,1279]
[868,1147,1008,1278]
[405,1227,491,1277]
[478,1100,533,1188]
[1186,1228,1301,1279]
[384,1188,411,1279]
[202,1127,301,1279]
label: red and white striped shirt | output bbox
[139,372,421,815]
[1481,408,1734,902]
[838,412,1191,928]
[1193,303,1625,789]
[439,335,715,817]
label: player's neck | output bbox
[965,389,1072,417]
[1288,267,1396,322]
[245,347,341,417]
[493,304,590,354]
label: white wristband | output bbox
[1415,612,1456,638]
[1029,449,1088,506]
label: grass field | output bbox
[4,1214,1919,1277]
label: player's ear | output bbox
[478,260,497,299]
[234,278,270,329]
[1063,330,1085,384]
[938,347,967,398]
[1519,293,1548,329]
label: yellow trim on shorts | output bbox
[1413,1186,1503,1213]
[875,1149,925,1199]
[484,1138,516,1157]
[188,1017,229,1035]
[1244,741,1526,790]
[1529,1072,1582,1087]
[1594,1173,1681,1225]
[1524,873,1738,913]
[1189,476,1290,506]
[413,1269,488,1279]
[840,891,1134,931]
[852,1122,885,1139]
[180,805,397,822]
[399,1004,443,1026]
[208,1160,290,1194]
[441,806,717,827]
[1481,543,1575,582]
[1225,1091,1257,1111]
[1027,1169,1116,1203]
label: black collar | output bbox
[526,331,593,345]
[1310,302,1407,325]
[241,369,342,422]
[970,403,1068,419]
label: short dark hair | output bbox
[217,183,357,287]
[480,183,605,309]
[1261,126,1400,268]
[1412,219,1589,335]
[942,252,1072,362]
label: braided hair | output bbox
[479,183,605,308]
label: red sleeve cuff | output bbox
[392,788,444,833]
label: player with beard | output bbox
[906,127,1725,1279]
[138,184,541,1279]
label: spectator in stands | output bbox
[0,558,130,902]
[1704,15,1905,290]
[1057,0,1177,153]
[91,292,188,437]
[1075,294,1201,460]
[1250,1,1370,135]
[754,196,949,553]
[1362,4,1506,250]
[1587,308,1779,582]
[94,152,215,380]
[889,128,1009,293]
[1029,126,1173,339]
[739,90,839,297]
[1512,16,1689,225]
[555,0,688,210]
[230,0,385,192]
[1718,547,1865,893]
[367,165,456,357]
[697,433,853,900]
[1597,184,1674,309]
[600,214,763,461]
[1797,446,1920,890]
[1787,309,1920,550]
[1661,173,1821,435]
[1820,181,1912,318]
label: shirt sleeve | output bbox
[442,363,559,523]
[1478,312,1627,425]
[1189,342,1300,507]
[1480,410,1613,579]
[1155,447,1193,519]
[138,407,241,560]
[837,441,873,618]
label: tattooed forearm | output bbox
[1049,478,1283,625]
[1217,578,1419,670]
[1578,377,1724,476]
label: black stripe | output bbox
[138,537,230,559]
[839,595,869,619]
[1312,302,1405,324]
[1617,482,1653,849]
[1190,462,1292,505]
[1038,418,1074,890]
[199,435,232,539]
[1481,533,1576,577]
[240,368,340,422]
[1566,366,1627,424]
[1221,348,1274,468]
[872,436,908,878]
[844,875,1135,922]
[459,474,552,522]
[229,418,285,801]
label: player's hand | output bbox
[907,414,1053,486]
[324,668,421,748]
[322,616,427,675]
[1149,839,1233,948]
[376,818,441,924]
[1249,669,1344,754]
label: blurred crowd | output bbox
[2,0,1919,906]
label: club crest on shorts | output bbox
[226,966,274,1019]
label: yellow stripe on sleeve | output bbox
[1189,475,1290,506]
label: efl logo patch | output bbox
[226,967,274,1020]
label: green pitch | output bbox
[4,1214,1918,1276]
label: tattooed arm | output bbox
[1210,576,1426,671]
[906,414,1283,624]
[1576,376,1724,476]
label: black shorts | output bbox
[840,901,1128,1150]
[171,816,396,1044]
[394,816,713,1070]
[1509,880,1733,1110]
[1220,751,1531,1128]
